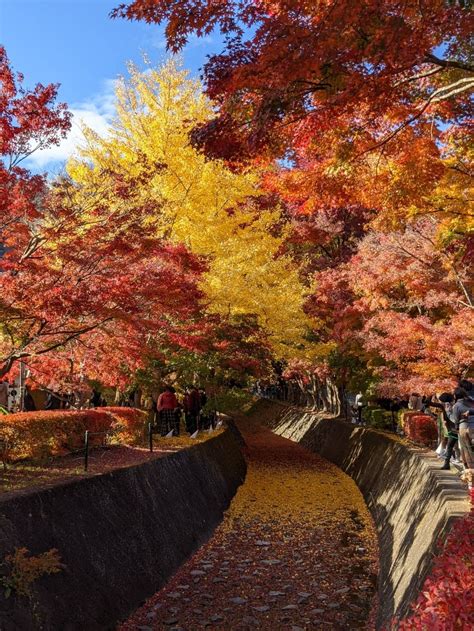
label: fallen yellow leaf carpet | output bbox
[119,415,378,630]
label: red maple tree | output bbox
[0,47,207,388]
[112,0,473,162]
[113,1,473,395]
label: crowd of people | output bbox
[0,375,218,440]
[258,376,474,479]
[2,369,472,471]
[0,377,217,439]
[254,379,289,401]
[155,385,214,437]
[0,377,90,413]
[333,382,474,477]
[364,381,474,475]
[411,381,474,473]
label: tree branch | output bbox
[0,318,114,377]
[424,53,474,74]
[395,66,443,86]
[356,78,474,157]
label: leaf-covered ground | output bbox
[0,431,220,496]
[120,416,378,630]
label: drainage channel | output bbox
[119,415,378,630]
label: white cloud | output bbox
[188,33,215,48]
[147,28,215,52]
[26,79,118,171]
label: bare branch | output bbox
[431,77,474,102]
[395,67,443,86]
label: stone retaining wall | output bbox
[255,400,469,628]
[0,426,246,630]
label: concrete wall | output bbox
[0,426,246,630]
[255,400,469,628]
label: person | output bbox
[62,392,72,409]
[391,397,406,432]
[45,391,61,410]
[451,387,474,472]
[183,385,201,434]
[126,390,136,407]
[430,393,459,470]
[157,386,179,436]
[408,393,423,411]
[90,389,104,408]
[355,391,365,425]
[423,396,447,456]
[199,387,208,408]
[198,387,211,429]
[23,385,36,412]
[458,379,474,398]
[0,379,9,411]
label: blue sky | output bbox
[0,0,222,171]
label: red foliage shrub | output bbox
[101,407,148,443]
[403,413,438,447]
[393,512,474,630]
[0,407,146,462]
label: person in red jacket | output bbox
[157,386,179,436]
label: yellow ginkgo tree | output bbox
[67,60,312,359]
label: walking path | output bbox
[0,433,218,496]
[120,416,378,630]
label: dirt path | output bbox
[119,416,378,630]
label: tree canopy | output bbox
[1,0,472,397]
[111,0,473,395]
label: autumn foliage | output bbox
[111,0,473,396]
[393,512,474,630]
[0,407,147,461]
[0,46,214,391]
[2,547,62,599]
[1,9,473,627]
[2,2,473,396]
[66,60,309,362]
[401,413,438,448]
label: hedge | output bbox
[101,407,149,441]
[401,411,438,447]
[364,408,438,445]
[0,407,147,462]
[364,407,393,430]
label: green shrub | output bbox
[207,389,256,415]
[365,408,393,429]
